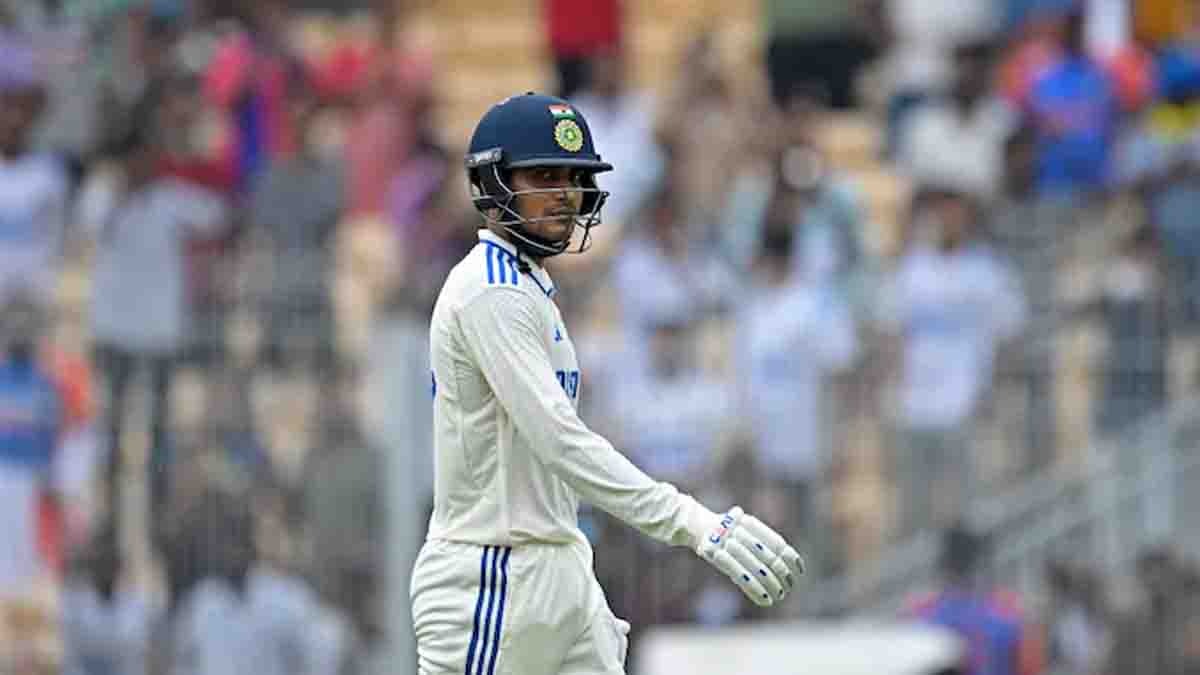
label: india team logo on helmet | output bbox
[553,119,584,152]
[465,92,612,258]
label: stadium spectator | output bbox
[1116,16,1200,334]
[168,490,329,675]
[736,225,858,578]
[76,123,228,526]
[383,57,454,313]
[1103,547,1200,675]
[343,48,436,219]
[896,40,1018,202]
[878,186,1027,540]
[612,311,731,488]
[882,0,1001,156]
[1092,224,1169,436]
[1043,559,1111,675]
[988,125,1076,473]
[612,189,737,379]
[248,78,343,373]
[654,32,741,228]
[60,526,159,675]
[906,525,1045,675]
[1020,5,1122,198]
[720,91,870,310]
[0,33,70,305]
[544,0,623,100]
[568,47,665,229]
[202,0,308,194]
[762,0,878,109]
[0,292,64,598]
[296,397,383,666]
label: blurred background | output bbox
[0,0,1199,673]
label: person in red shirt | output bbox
[544,0,623,100]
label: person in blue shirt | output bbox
[0,290,64,590]
[1023,5,1121,198]
[907,525,1046,675]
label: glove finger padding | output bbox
[727,537,785,603]
[740,514,806,581]
[696,506,804,607]
[706,546,773,606]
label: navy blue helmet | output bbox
[466,92,612,257]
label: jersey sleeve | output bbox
[458,287,711,549]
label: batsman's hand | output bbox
[694,506,805,607]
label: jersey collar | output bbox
[477,229,557,298]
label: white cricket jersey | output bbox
[426,229,707,551]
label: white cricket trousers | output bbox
[411,539,630,675]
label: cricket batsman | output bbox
[411,93,805,675]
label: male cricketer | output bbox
[411,93,805,675]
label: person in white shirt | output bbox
[411,93,804,675]
[61,528,159,675]
[737,226,858,578]
[896,41,1017,202]
[74,124,227,527]
[614,311,732,490]
[568,51,665,230]
[170,496,338,675]
[0,42,70,305]
[878,185,1026,540]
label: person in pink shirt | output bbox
[203,0,306,194]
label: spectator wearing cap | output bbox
[0,32,70,305]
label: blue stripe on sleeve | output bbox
[486,246,495,285]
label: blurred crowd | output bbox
[0,0,1198,673]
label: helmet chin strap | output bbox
[503,221,574,260]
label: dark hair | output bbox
[760,224,794,260]
[940,523,987,579]
[107,125,153,159]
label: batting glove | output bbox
[695,506,805,607]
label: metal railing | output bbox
[803,396,1200,618]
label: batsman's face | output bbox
[510,167,584,243]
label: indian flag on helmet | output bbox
[548,104,575,119]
